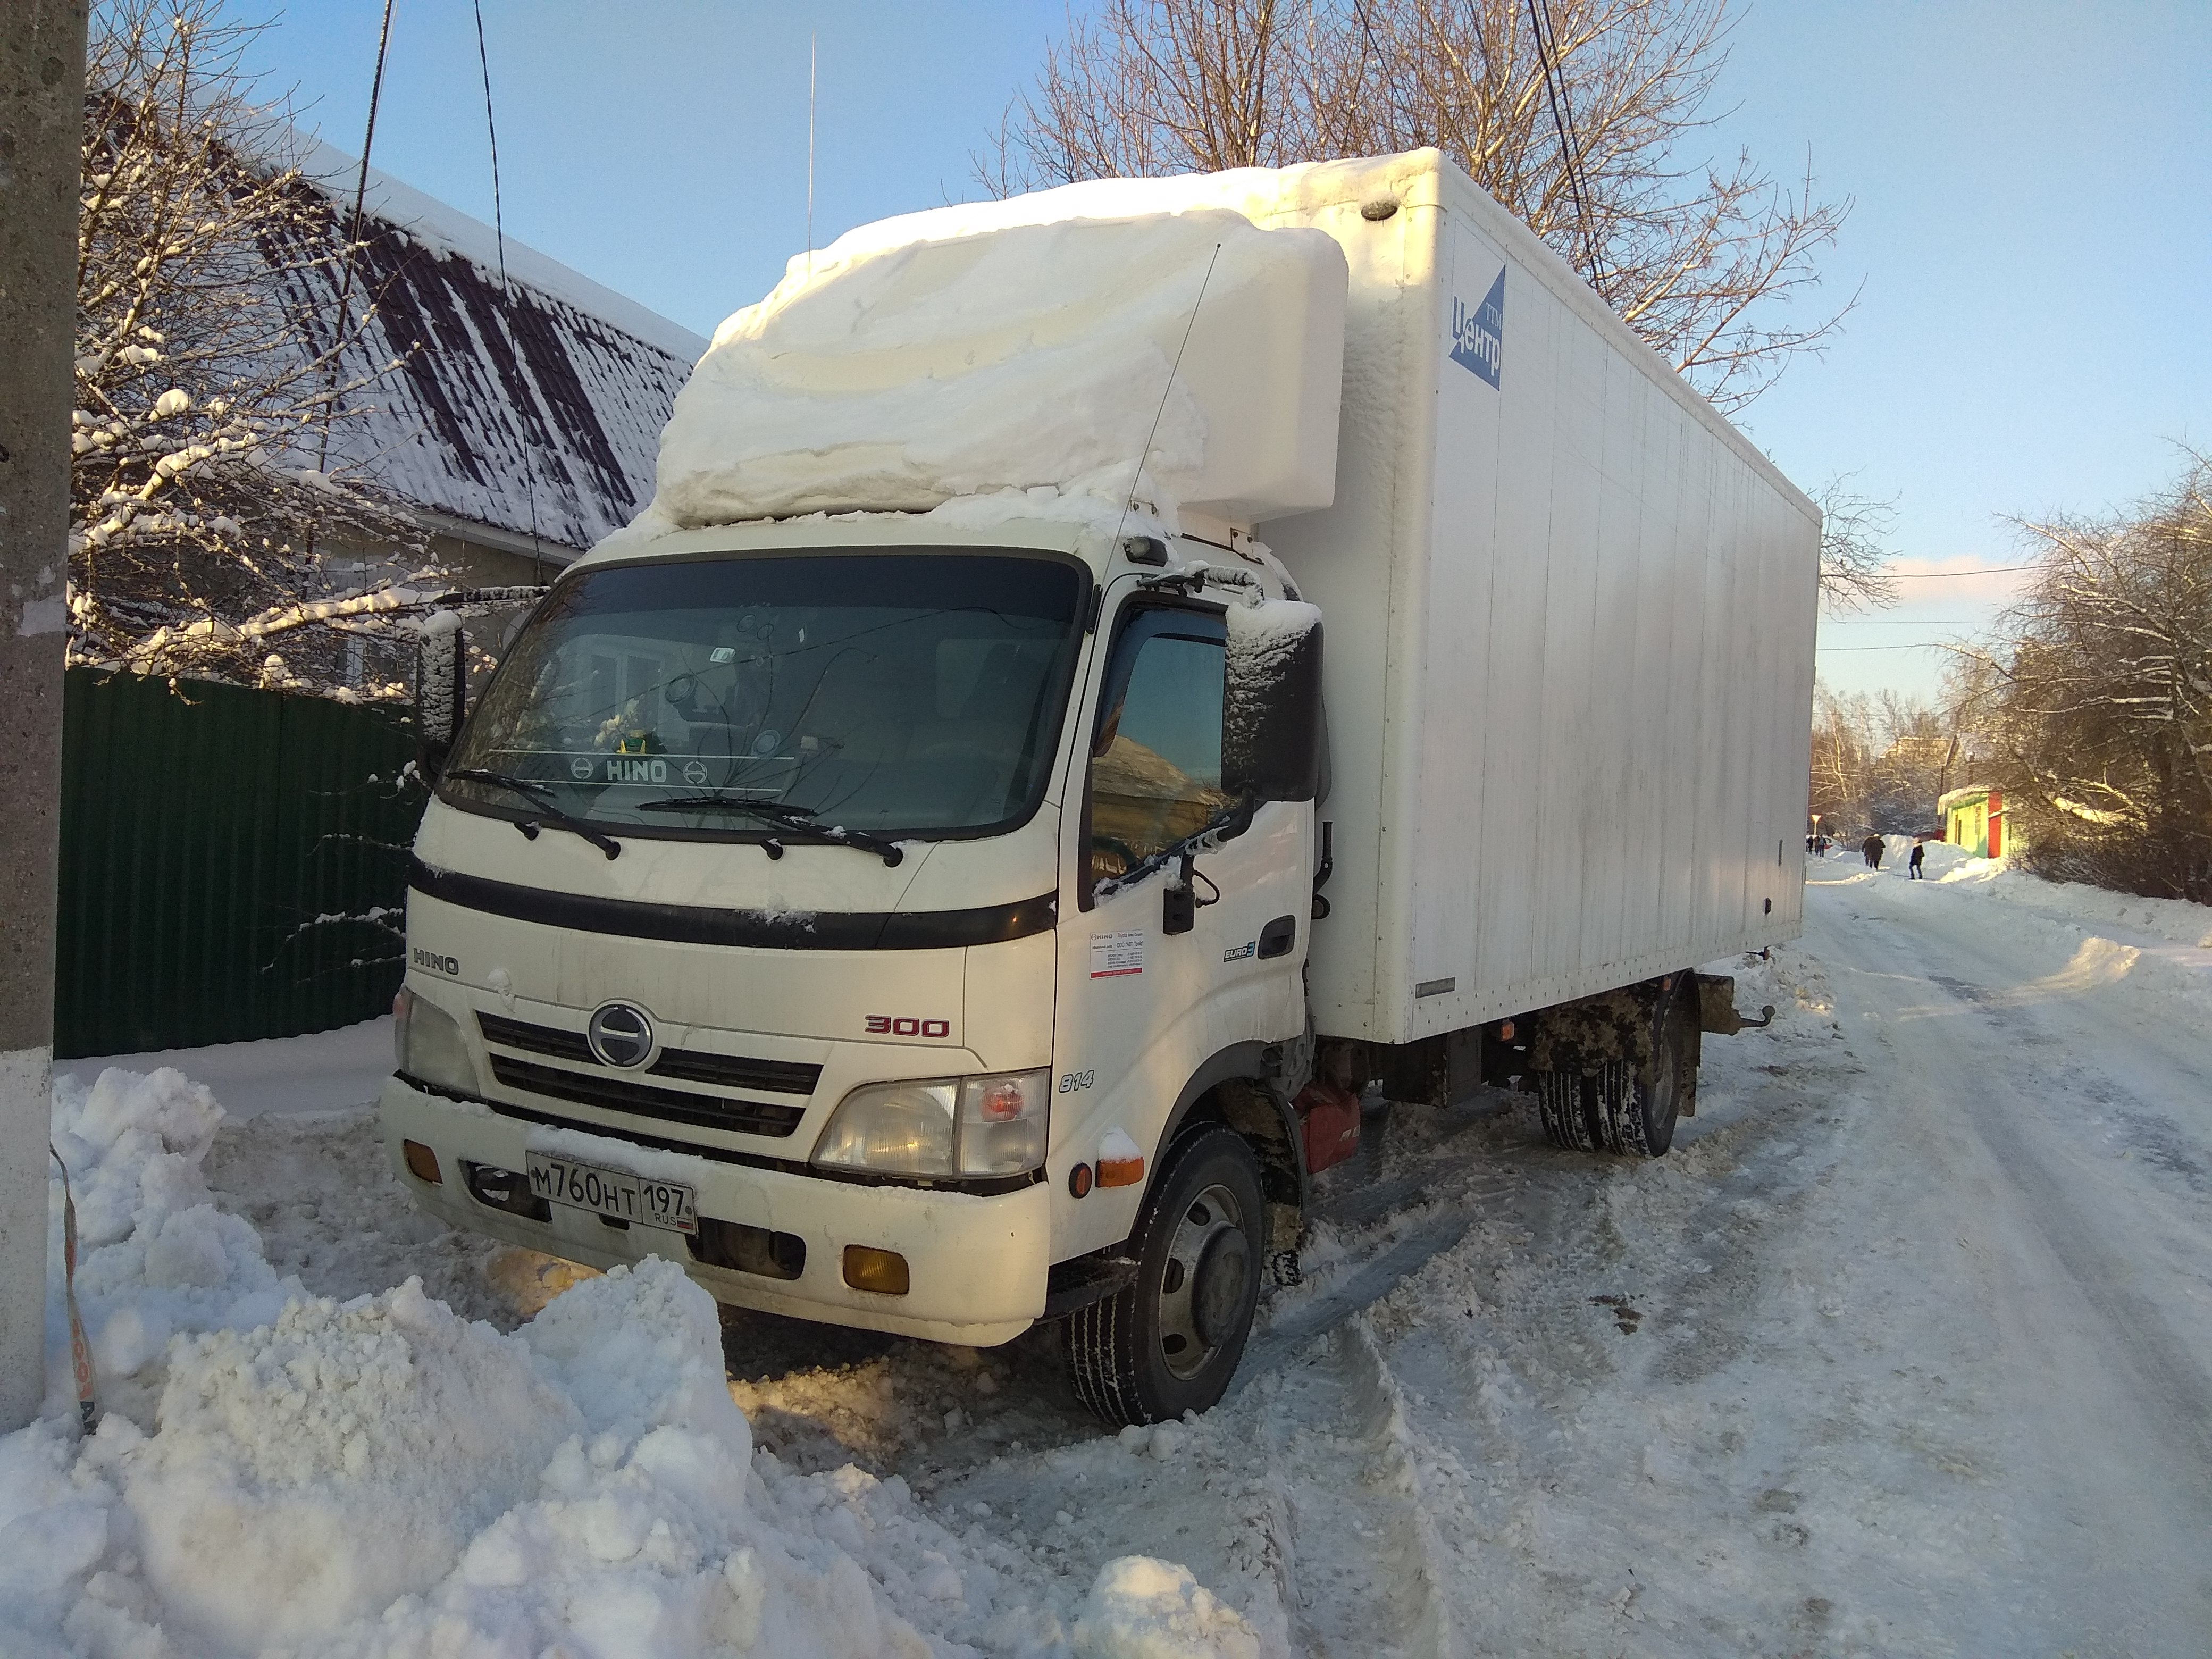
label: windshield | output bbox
[443,550,1086,840]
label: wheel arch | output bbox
[1146,1041,1309,1254]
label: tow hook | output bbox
[1695,973,1775,1034]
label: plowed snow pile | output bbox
[1,1069,1259,1658]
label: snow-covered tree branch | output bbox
[1950,451,2212,900]
[71,0,484,696]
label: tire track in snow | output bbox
[1255,1319,1456,1658]
[1844,923,2212,1478]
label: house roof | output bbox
[1937,786,1999,813]
[300,141,707,559]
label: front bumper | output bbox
[380,1076,1049,1345]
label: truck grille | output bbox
[477,1012,823,1096]
[485,1054,806,1138]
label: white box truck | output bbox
[381,149,1818,1425]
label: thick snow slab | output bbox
[646,184,1348,527]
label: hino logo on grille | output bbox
[586,1002,655,1068]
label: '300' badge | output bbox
[864,1015,951,1038]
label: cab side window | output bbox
[1087,605,1228,886]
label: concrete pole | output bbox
[0,0,87,1433]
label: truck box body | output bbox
[1235,154,1820,1043]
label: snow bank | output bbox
[1839,846,2212,1026]
[623,171,1351,541]
[47,1068,299,1413]
[9,1071,1263,1658]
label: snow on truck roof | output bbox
[608,163,1376,551]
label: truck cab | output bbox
[383,510,1326,1423]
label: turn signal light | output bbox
[842,1245,910,1296]
[401,1139,443,1186]
[1096,1152,1144,1188]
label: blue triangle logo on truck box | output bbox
[1449,266,1505,388]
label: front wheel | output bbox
[1063,1125,1266,1426]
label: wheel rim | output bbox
[1155,1182,1250,1380]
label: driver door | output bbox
[1051,591,1310,1259]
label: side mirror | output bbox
[415,619,466,785]
[1223,603,1324,803]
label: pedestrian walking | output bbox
[1908,841,1925,879]
[1863,834,1883,869]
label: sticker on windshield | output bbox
[1090,931,1145,978]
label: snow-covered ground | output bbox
[54,1018,394,1122]
[10,850,2210,1655]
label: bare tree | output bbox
[1808,683,1963,836]
[1953,453,2212,901]
[1813,474,1900,612]
[984,0,1851,409]
[1807,680,1870,834]
[72,0,467,697]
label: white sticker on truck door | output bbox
[1089,931,1146,978]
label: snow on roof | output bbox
[635,170,1348,539]
[297,140,707,556]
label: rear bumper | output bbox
[379,1077,1048,1345]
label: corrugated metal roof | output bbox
[296,144,707,557]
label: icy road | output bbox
[186,849,2212,1655]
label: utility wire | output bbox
[1526,0,1605,296]
[1883,564,2035,579]
[331,0,396,358]
[313,0,395,597]
[472,0,545,583]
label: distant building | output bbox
[1938,786,2006,858]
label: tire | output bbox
[1063,1126,1266,1426]
[1530,981,1692,1159]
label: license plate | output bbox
[525,1152,697,1234]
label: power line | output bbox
[473,0,544,584]
[314,0,396,581]
[1883,564,2035,579]
[330,0,396,355]
[1526,0,1605,294]
[1817,642,1978,653]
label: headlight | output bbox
[812,1068,1049,1178]
[394,985,477,1095]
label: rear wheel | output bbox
[1530,981,1692,1159]
[1063,1126,1266,1426]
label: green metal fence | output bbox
[55,668,421,1058]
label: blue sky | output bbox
[250,1,2208,701]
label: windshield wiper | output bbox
[445,768,623,860]
[640,793,904,867]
